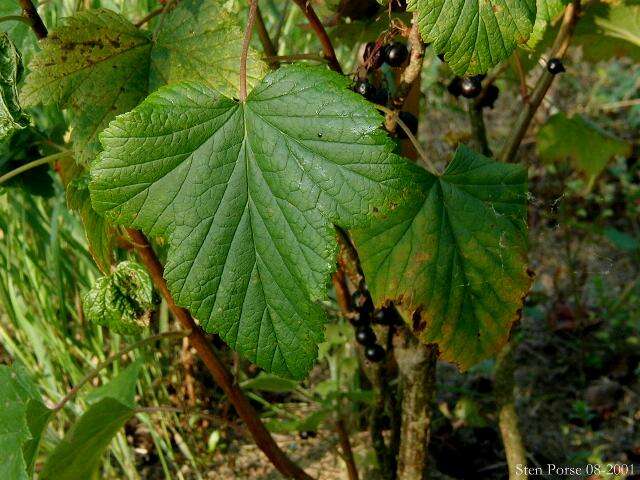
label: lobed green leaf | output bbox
[353,146,531,369]
[20,1,266,165]
[407,0,537,75]
[90,64,420,379]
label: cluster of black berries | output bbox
[352,41,409,106]
[447,74,499,109]
[350,291,402,362]
[362,40,409,70]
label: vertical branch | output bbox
[18,0,47,39]
[240,0,259,102]
[495,342,528,480]
[291,0,342,74]
[336,417,359,480]
[498,0,581,163]
[468,106,492,156]
[255,5,280,69]
[127,229,313,480]
[390,13,426,110]
[393,329,437,480]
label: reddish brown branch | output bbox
[240,0,259,102]
[336,418,359,480]
[18,0,47,39]
[127,229,313,480]
[292,0,342,74]
[255,4,279,69]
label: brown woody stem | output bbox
[240,0,259,102]
[18,0,47,39]
[468,106,492,157]
[394,330,437,480]
[336,418,359,480]
[127,229,313,480]
[292,0,342,74]
[495,342,528,480]
[498,0,581,163]
[390,13,426,110]
[255,4,279,69]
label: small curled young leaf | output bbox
[0,32,29,142]
[83,261,156,335]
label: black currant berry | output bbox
[355,325,377,346]
[354,80,375,99]
[384,42,409,67]
[373,309,389,325]
[349,313,368,328]
[447,77,463,97]
[364,344,385,362]
[477,84,500,109]
[390,0,407,11]
[460,77,482,99]
[299,431,309,440]
[396,111,418,139]
[363,42,384,70]
[547,58,565,75]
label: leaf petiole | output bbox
[0,151,71,186]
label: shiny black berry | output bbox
[349,312,369,328]
[384,42,409,67]
[547,58,565,75]
[396,111,418,139]
[447,77,463,97]
[390,0,407,11]
[477,84,500,109]
[355,325,377,346]
[363,42,384,70]
[364,344,385,362]
[354,80,375,99]
[352,290,375,315]
[460,77,482,98]
[299,431,309,439]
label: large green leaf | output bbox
[90,65,420,379]
[0,364,52,480]
[537,113,632,181]
[83,261,155,335]
[353,146,530,369]
[407,0,537,75]
[20,1,266,164]
[0,32,29,142]
[40,398,134,480]
[575,1,640,62]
